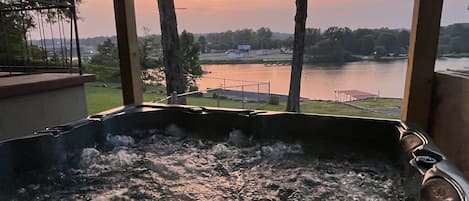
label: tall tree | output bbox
[376,32,399,54]
[180,30,202,91]
[233,29,255,45]
[304,28,321,46]
[286,0,307,112]
[256,27,272,49]
[0,0,81,65]
[398,30,410,50]
[139,27,161,69]
[0,11,26,64]
[90,38,119,67]
[157,0,186,104]
[197,35,207,53]
[359,34,375,55]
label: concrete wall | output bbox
[0,85,88,141]
[430,72,469,178]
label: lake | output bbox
[198,58,469,100]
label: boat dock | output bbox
[263,58,291,66]
[334,90,379,102]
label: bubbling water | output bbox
[1,125,406,201]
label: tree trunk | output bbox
[286,0,307,112]
[157,0,186,104]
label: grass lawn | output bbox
[187,98,248,109]
[350,98,402,108]
[86,84,243,114]
[257,101,393,119]
[86,83,397,119]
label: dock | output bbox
[263,58,291,66]
[334,90,379,102]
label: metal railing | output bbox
[153,82,272,109]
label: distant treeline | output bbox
[201,27,410,62]
[438,23,469,55]
[197,23,469,62]
[303,27,410,62]
[198,28,289,51]
[30,23,469,63]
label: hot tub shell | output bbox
[0,103,468,200]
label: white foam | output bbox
[79,148,138,174]
[261,142,304,157]
[107,135,135,147]
[165,124,186,137]
[79,148,102,169]
[107,149,138,167]
[12,130,405,200]
[211,143,240,159]
[228,129,251,147]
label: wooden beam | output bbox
[113,0,143,105]
[401,0,443,129]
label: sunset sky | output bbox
[76,0,469,38]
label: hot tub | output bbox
[0,104,468,200]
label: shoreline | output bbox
[199,57,407,65]
[200,55,468,65]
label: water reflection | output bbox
[198,58,468,100]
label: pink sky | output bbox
[76,0,469,38]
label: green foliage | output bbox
[84,63,121,82]
[205,26,403,63]
[373,46,387,57]
[307,39,353,63]
[0,12,28,64]
[205,27,276,50]
[358,35,375,55]
[85,30,202,90]
[138,28,164,85]
[30,45,44,60]
[324,27,352,42]
[280,36,294,48]
[198,36,207,53]
[305,28,321,46]
[438,23,469,55]
[179,30,202,90]
[256,27,273,49]
[302,27,410,62]
[0,0,81,65]
[85,84,396,118]
[233,29,255,45]
[139,27,162,69]
[137,24,468,64]
[90,38,119,67]
[398,30,410,48]
[375,32,399,54]
[258,100,397,119]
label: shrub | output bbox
[84,63,120,83]
[268,95,280,105]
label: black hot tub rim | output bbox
[0,103,468,200]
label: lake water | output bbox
[198,58,469,100]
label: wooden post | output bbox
[401,0,443,129]
[113,0,143,105]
